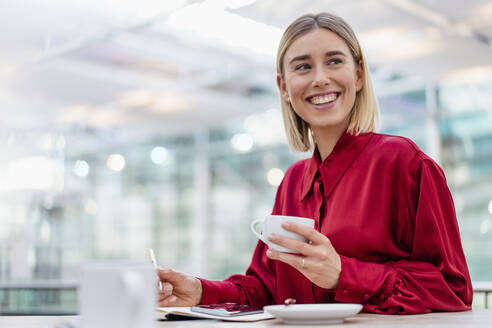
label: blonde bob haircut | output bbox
[277,13,379,152]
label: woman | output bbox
[157,13,473,314]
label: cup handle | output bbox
[120,270,143,320]
[251,219,267,244]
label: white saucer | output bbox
[264,303,362,325]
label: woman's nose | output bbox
[311,68,331,87]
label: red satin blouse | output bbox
[199,132,473,314]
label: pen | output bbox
[148,248,162,291]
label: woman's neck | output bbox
[312,123,348,161]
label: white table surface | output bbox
[1,310,491,328]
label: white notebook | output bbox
[156,307,274,322]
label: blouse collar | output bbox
[300,131,374,200]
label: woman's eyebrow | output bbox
[325,50,347,57]
[288,50,347,65]
[289,54,310,65]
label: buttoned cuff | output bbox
[197,278,240,305]
[334,255,395,304]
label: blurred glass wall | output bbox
[1,78,491,313]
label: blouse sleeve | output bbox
[198,181,284,307]
[333,158,473,314]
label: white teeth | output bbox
[310,93,338,105]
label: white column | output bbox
[425,83,441,164]
[192,128,210,276]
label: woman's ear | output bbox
[355,60,364,92]
[276,73,290,102]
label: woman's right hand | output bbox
[156,268,203,307]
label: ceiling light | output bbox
[106,154,125,172]
[149,92,189,113]
[359,27,439,61]
[119,89,153,108]
[166,2,282,57]
[58,105,89,123]
[231,133,254,152]
[73,160,90,178]
[444,66,492,84]
[88,107,125,127]
[266,168,284,187]
[151,146,171,165]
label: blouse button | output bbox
[363,293,370,300]
[342,290,349,296]
[379,294,386,300]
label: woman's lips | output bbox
[307,92,340,110]
[308,92,339,105]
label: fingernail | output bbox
[266,250,273,257]
[282,222,290,228]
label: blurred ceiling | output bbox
[0,0,491,143]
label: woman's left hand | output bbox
[266,222,341,289]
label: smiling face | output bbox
[277,28,363,137]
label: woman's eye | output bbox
[328,58,342,65]
[295,64,311,71]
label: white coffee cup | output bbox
[79,262,156,328]
[251,215,315,253]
